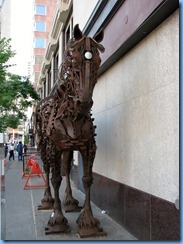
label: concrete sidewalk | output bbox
[2,154,136,241]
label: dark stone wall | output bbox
[71,166,179,240]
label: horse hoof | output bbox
[64,197,82,212]
[64,204,82,213]
[45,224,71,235]
[78,226,106,238]
[38,201,54,210]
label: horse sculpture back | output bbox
[35,24,105,238]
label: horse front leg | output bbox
[62,151,82,212]
[38,162,54,210]
[45,157,70,235]
[76,143,106,238]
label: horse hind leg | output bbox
[62,151,82,212]
[45,161,70,234]
[38,162,54,210]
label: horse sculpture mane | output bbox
[35,24,105,238]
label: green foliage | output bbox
[0,38,40,132]
[0,115,20,131]
[0,38,15,81]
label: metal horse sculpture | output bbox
[35,24,105,238]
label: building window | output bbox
[35,38,45,48]
[40,89,43,99]
[54,46,59,83]
[35,55,44,65]
[35,5,46,15]
[35,21,46,32]
[34,72,40,82]
[65,17,73,47]
[48,69,51,95]
[66,26,70,44]
[44,81,46,98]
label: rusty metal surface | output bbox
[34,24,105,238]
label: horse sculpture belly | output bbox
[35,24,105,238]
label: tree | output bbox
[0,38,15,81]
[0,38,40,132]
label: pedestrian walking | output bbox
[4,143,8,158]
[16,141,23,161]
[9,143,15,161]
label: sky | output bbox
[4,0,33,77]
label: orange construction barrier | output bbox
[23,160,46,190]
[22,157,37,178]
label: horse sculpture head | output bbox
[57,24,105,120]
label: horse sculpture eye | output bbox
[85,51,92,59]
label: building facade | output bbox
[28,0,57,145]
[0,0,9,38]
[35,0,179,240]
[33,0,57,88]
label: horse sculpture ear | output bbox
[93,29,104,43]
[93,29,105,53]
[73,24,83,41]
